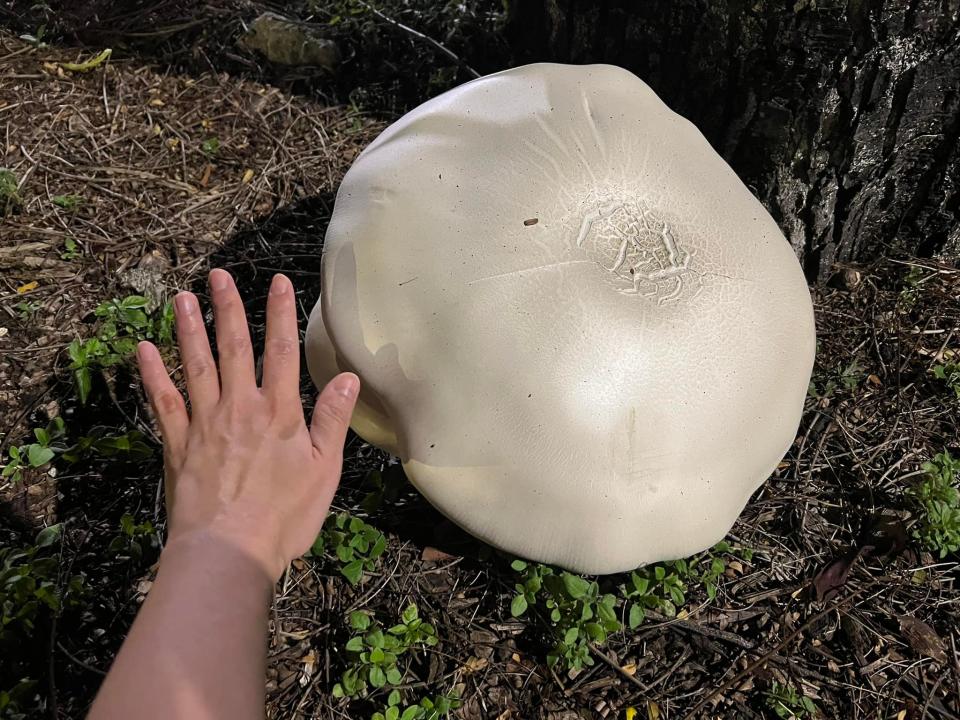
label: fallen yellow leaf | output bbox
[647,701,660,720]
[241,169,255,184]
[620,662,637,676]
[462,656,488,674]
[148,98,166,107]
[17,281,38,294]
[625,708,636,720]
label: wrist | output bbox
[165,510,286,584]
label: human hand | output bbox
[136,269,359,581]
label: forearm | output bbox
[89,272,355,718]
[88,531,273,720]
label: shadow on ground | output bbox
[201,194,489,560]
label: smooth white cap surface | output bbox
[306,63,816,574]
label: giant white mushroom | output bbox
[306,63,815,574]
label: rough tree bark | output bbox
[506,0,960,282]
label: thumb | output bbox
[309,372,360,456]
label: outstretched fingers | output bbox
[136,341,188,460]
[309,373,360,459]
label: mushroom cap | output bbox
[306,63,815,574]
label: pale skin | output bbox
[87,269,360,720]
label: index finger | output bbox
[261,273,301,401]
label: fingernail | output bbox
[136,341,150,363]
[210,269,229,292]
[174,292,195,315]
[270,274,289,296]
[332,373,359,399]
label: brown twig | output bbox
[587,643,653,696]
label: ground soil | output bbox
[1,25,958,720]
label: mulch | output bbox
[1,30,959,720]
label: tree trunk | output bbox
[506,0,960,282]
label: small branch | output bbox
[355,0,480,79]
[951,633,960,717]
[57,641,106,676]
[587,643,652,695]
[646,610,757,650]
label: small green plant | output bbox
[765,681,817,719]
[200,137,221,157]
[509,544,750,671]
[1,421,149,485]
[0,525,76,640]
[96,295,174,346]
[621,562,688,627]
[1,525,85,719]
[61,237,81,260]
[387,602,438,649]
[808,359,864,398]
[18,24,47,48]
[2,418,66,483]
[15,300,40,318]
[510,559,549,617]
[908,451,960,558]
[68,337,115,405]
[333,604,437,699]
[52,194,82,210]
[839,359,863,391]
[807,376,837,399]
[108,513,160,563]
[932,362,960,399]
[510,561,619,672]
[620,542,750,628]
[699,541,751,598]
[898,266,925,310]
[309,512,388,584]
[372,689,461,720]
[62,430,153,464]
[0,678,40,719]
[69,296,174,403]
[0,169,21,214]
